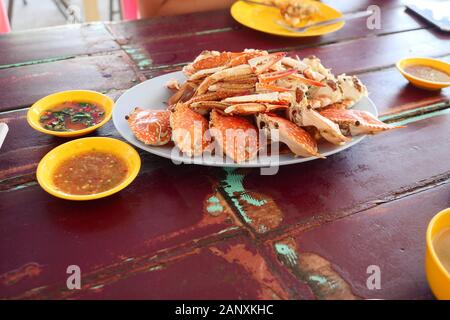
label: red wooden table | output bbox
[1,1,449,300]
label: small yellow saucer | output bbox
[37,137,141,201]
[27,90,114,137]
[396,57,450,91]
[230,0,344,37]
[425,208,450,300]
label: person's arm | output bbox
[138,0,236,18]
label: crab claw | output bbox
[289,73,326,87]
[209,109,259,163]
[256,113,324,158]
[190,101,229,115]
[248,52,286,74]
[258,68,297,83]
[170,103,211,157]
[319,108,405,136]
[289,103,351,145]
[126,108,172,146]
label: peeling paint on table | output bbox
[220,168,283,233]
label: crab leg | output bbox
[222,92,292,105]
[256,113,324,158]
[256,83,293,92]
[224,103,288,116]
[189,66,227,81]
[289,73,326,87]
[208,82,256,92]
[248,52,286,74]
[196,64,253,95]
[186,90,252,105]
[189,101,229,115]
[319,108,405,136]
[222,74,258,84]
[258,68,297,83]
[168,81,197,105]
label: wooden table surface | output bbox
[1,0,449,300]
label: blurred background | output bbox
[3,0,128,31]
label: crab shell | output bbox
[289,100,351,145]
[209,109,259,163]
[319,108,405,136]
[170,103,211,157]
[126,108,172,146]
[256,113,323,158]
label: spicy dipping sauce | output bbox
[53,151,128,195]
[39,101,105,132]
[404,65,450,83]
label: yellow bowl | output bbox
[36,137,141,201]
[396,57,450,90]
[426,208,450,300]
[27,90,114,137]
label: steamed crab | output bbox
[126,49,403,163]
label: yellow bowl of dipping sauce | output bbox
[37,137,141,201]
[27,90,114,137]
[396,57,450,90]
[426,208,450,300]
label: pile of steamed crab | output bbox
[126,49,403,163]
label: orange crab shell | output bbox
[209,110,259,163]
[191,51,267,70]
[170,103,212,157]
[126,108,172,146]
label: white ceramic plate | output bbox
[113,71,377,167]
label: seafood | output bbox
[257,113,322,158]
[128,49,402,163]
[210,110,259,163]
[126,108,171,146]
[170,103,211,157]
[319,108,405,136]
[265,0,320,27]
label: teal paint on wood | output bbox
[274,243,298,267]
[221,168,268,225]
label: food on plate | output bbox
[126,49,403,163]
[170,103,212,157]
[126,108,172,145]
[210,109,259,162]
[39,101,105,132]
[53,151,128,195]
[265,0,320,27]
[403,65,450,83]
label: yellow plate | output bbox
[396,57,450,91]
[36,137,141,201]
[230,0,344,37]
[27,90,114,137]
[426,208,450,300]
